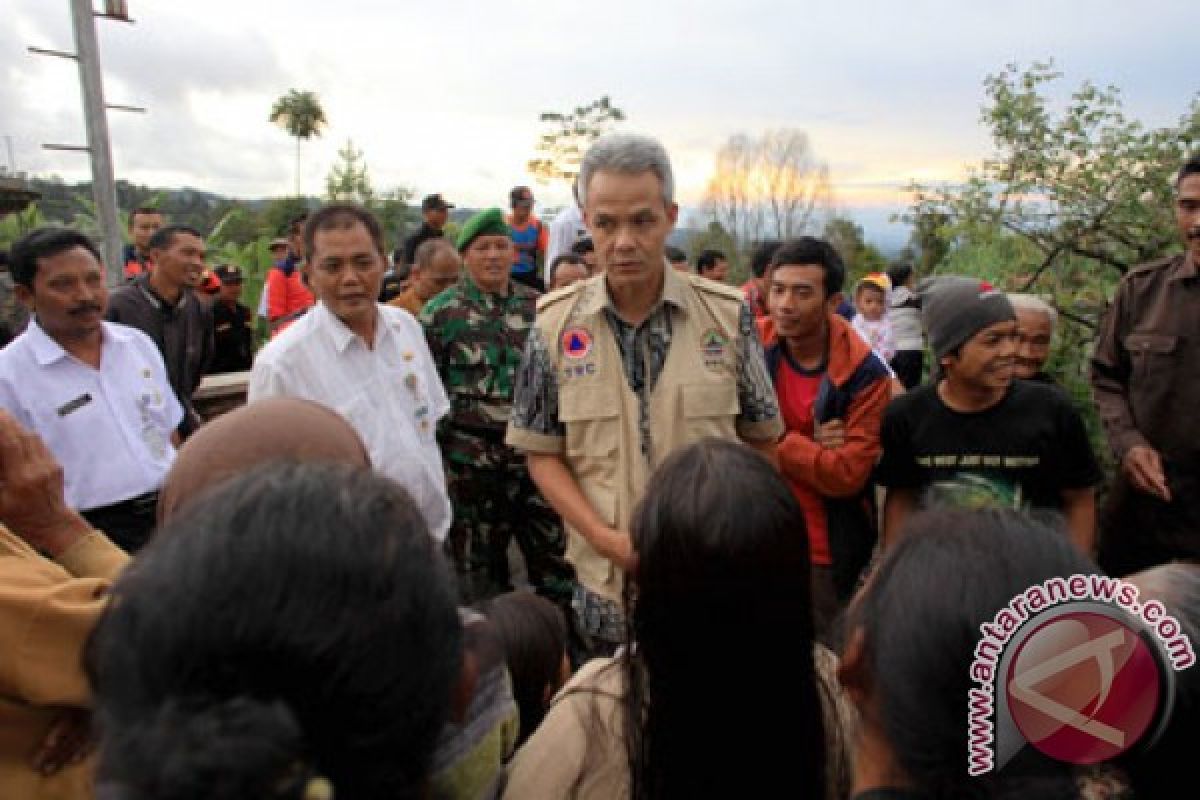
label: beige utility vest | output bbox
[535,267,745,602]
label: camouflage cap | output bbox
[456,207,509,253]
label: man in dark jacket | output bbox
[209,264,253,374]
[1091,155,1200,575]
[106,225,213,438]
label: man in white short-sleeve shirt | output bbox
[249,205,452,540]
[0,228,182,552]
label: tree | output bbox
[906,61,1199,296]
[269,89,329,196]
[702,129,831,253]
[373,188,420,253]
[263,196,312,238]
[527,96,625,186]
[823,215,887,284]
[325,139,374,206]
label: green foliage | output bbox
[269,89,328,140]
[823,215,888,287]
[374,188,420,253]
[907,61,1199,293]
[208,203,264,247]
[325,140,374,206]
[0,204,48,250]
[262,196,313,238]
[528,96,625,186]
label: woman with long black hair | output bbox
[505,438,850,799]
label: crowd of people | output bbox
[0,132,1197,799]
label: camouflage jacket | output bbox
[419,275,539,468]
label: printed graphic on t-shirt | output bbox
[924,471,1025,511]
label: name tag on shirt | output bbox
[57,393,92,417]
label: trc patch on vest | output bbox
[561,327,593,360]
[700,328,729,370]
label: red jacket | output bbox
[266,262,314,334]
[759,313,891,598]
[759,313,891,498]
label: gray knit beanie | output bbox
[919,275,1016,360]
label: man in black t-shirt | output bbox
[877,277,1102,551]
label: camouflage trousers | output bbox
[444,462,574,608]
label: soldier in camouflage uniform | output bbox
[420,208,572,606]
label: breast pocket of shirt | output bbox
[1124,332,1178,383]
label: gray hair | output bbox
[578,132,675,208]
[1006,293,1058,330]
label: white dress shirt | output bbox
[545,205,588,280]
[248,301,452,540]
[0,320,183,510]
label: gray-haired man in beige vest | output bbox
[507,133,784,655]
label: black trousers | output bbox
[81,491,159,553]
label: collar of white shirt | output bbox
[313,300,389,354]
[27,318,135,367]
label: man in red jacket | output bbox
[758,237,891,637]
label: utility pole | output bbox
[70,0,123,286]
[33,2,140,286]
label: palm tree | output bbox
[269,89,328,196]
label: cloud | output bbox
[5,0,1196,223]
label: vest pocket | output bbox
[560,385,620,458]
[681,382,740,441]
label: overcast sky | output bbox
[4,0,1196,241]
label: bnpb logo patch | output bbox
[562,327,593,360]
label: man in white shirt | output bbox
[249,204,452,541]
[0,228,182,552]
[544,178,589,282]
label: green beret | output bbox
[456,207,510,252]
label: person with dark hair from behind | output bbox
[664,244,688,272]
[885,262,923,389]
[505,439,853,800]
[106,224,214,439]
[838,509,1094,799]
[480,591,571,746]
[1119,562,1200,798]
[87,462,464,800]
[155,397,520,800]
[1,228,182,552]
[758,237,891,638]
[742,239,781,318]
[695,248,729,282]
[547,253,590,291]
[122,207,164,281]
